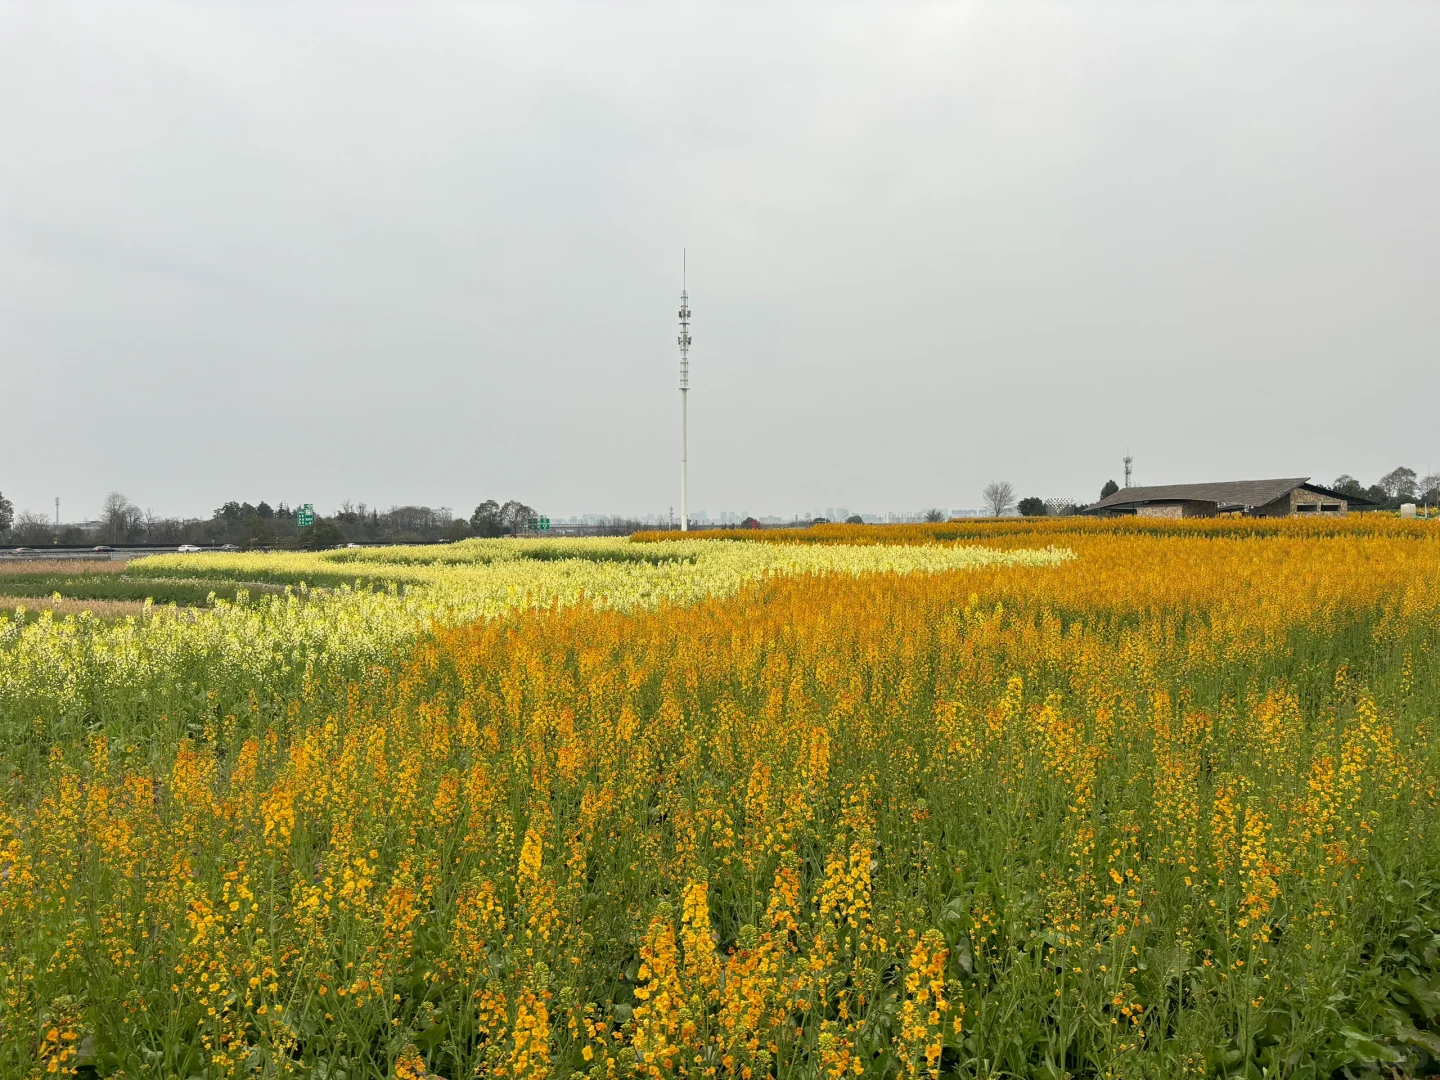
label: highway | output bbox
[0,545,205,562]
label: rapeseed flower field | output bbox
[1,524,1438,1078]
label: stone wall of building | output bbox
[1287,489,1347,516]
[1254,490,1348,517]
[1131,501,1218,518]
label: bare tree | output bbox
[13,510,54,545]
[144,516,189,544]
[1379,467,1418,502]
[923,508,946,523]
[470,500,503,537]
[101,492,144,544]
[500,500,537,534]
[386,505,440,532]
[982,481,1016,518]
[1419,473,1440,509]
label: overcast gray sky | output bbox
[3,3,1437,521]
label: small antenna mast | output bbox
[1123,451,1134,489]
[678,251,691,532]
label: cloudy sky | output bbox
[3,3,1437,521]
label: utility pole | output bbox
[55,497,59,526]
[678,252,691,532]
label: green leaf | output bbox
[1339,1029,1400,1065]
[1395,1024,1440,1056]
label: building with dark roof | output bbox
[1081,478,1377,518]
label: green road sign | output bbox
[297,504,314,527]
[527,517,551,532]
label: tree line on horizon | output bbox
[4,468,1435,546]
[0,492,544,549]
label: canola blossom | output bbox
[127,537,1074,600]
[0,539,1068,768]
[1,526,1439,1079]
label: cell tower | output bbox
[1123,452,1133,489]
[678,252,692,532]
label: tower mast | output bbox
[678,252,691,532]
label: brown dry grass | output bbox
[0,595,151,618]
[0,558,130,576]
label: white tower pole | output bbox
[678,252,691,532]
[681,390,688,531]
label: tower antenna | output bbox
[678,251,691,532]
[1123,451,1133,489]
